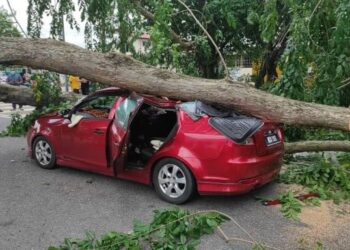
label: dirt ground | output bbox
[274,183,350,249]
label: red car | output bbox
[27,88,284,204]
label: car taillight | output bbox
[264,129,281,146]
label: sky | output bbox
[0,0,85,47]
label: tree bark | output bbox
[0,84,36,106]
[255,34,287,89]
[0,37,350,131]
[0,83,80,106]
[285,141,350,154]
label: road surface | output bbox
[0,102,35,119]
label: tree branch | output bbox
[337,78,350,90]
[176,0,229,79]
[285,141,350,154]
[0,83,80,106]
[6,0,28,38]
[130,0,193,50]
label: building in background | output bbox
[229,56,253,82]
[133,32,150,54]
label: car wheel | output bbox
[33,136,56,169]
[153,158,195,204]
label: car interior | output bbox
[126,103,178,168]
[75,95,119,119]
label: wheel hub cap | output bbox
[35,140,52,166]
[158,164,186,198]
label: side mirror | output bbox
[59,108,71,116]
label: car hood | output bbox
[36,112,65,125]
[39,111,61,118]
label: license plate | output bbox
[265,131,280,146]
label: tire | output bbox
[32,136,56,169]
[153,158,195,204]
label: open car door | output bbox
[108,94,142,172]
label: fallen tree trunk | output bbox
[0,38,350,131]
[0,84,35,105]
[0,83,80,106]
[3,84,350,154]
[285,141,350,154]
[4,84,350,154]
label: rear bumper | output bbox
[197,166,280,195]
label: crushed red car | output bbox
[27,87,284,204]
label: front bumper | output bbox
[197,166,280,195]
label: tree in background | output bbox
[0,7,21,37]
[247,0,350,141]
[27,0,264,78]
[127,0,263,78]
[247,0,290,88]
[252,0,350,107]
[27,0,78,40]
[22,0,350,106]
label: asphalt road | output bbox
[0,118,349,250]
[0,117,10,132]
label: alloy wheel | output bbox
[158,163,187,198]
[35,140,52,166]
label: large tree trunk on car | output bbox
[0,84,80,106]
[0,38,350,132]
[285,141,350,154]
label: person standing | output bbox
[7,70,24,110]
[21,68,31,87]
[80,77,90,95]
[69,75,80,93]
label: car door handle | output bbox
[93,129,105,134]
